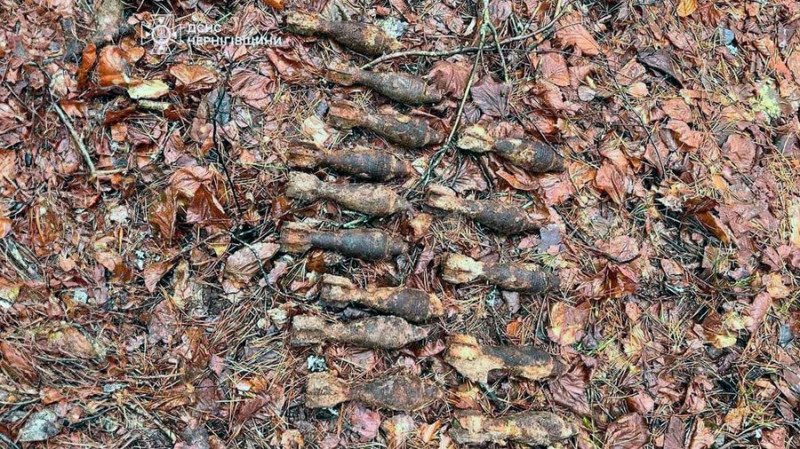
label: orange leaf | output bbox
[677,0,697,17]
[97,46,132,88]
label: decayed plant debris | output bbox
[305,372,441,410]
[287,146,414,181]
[280,223,408,260]
[320,274,444,322]
[290,315,428,348]
[441,253,559,292]
[285,171,410,216]
[328,102,445,148]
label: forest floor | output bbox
[1,0,800,447]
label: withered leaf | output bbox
[170,64,218,91]
[148,189,177,242]
[224,242,280,284]
[677,0,697,17]
[548,301,590,346]
[556,12,600,56]
[551,359,591,415]
[471,78,510,117]
[97,46,131,87]
[605,413,648,449]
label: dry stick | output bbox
[53,103,97,179]
[360,2,568,70]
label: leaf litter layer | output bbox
[1,0,800,447]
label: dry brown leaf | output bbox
[127,79,170,100]
[471,78,510,117]
[551,360,591,415]
[595,161,629,205]
[724,134,756,171]
[604,413,648,449]
[548,301,590,345]
[539,52,570,87]
[556,12,600,56]
[97,46,132,87]
[429,59,471,98]
[170,64,218,91]
[47,325,96,359]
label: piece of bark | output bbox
[328,103,444,149]
[426,184,546,235]
[286,11,402,56]
[320,274,443,322]
[305,372,441,410]
[457,125,565,173]
[291,315,428,349]
[280,223,408,260]
[325,61,442,104]
[449,410,576,445]
[287,146,414,181]
[444,334,561,383]
[286,171,410,216]
[441,253,559,292]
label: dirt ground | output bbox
[1,0,800,447]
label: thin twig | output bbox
[53,103,97,179]
[486,9,509,83]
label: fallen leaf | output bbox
[127,79,170,100]
[605,413,648,449]
[556,12,600,56]
[225,242,280,284]
[664,417,686,449]
[0,341,39,384]
[429,59,471,98]
[97,46,131,87]
[538,51,570,87]
[724,134,756,171]
[350,404,381,442]
[746,292,772,333]
[597,235,640,262]
[790,200,800,249]
[148,189,177,242]
[688,419,715,449]
[548,301,590,345]
[551,359,591,415]
[170,64,218,91]
[595,161,629,205]
[677,0,697,17]
[471,78,510,117]
[144,259,177,293]
[47,325,96,359]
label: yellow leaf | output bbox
[677,0,697,17]
[127,79,170,100]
